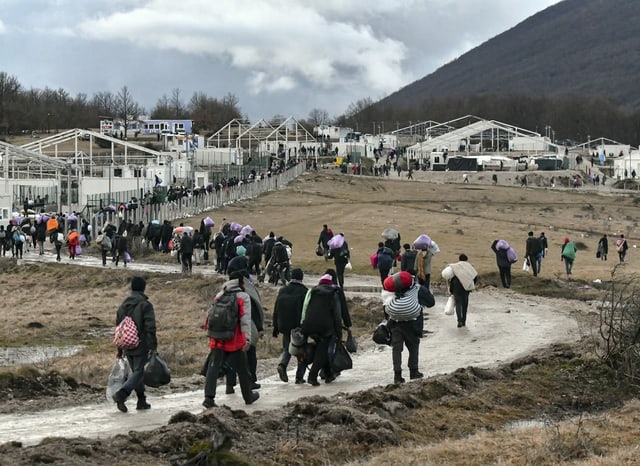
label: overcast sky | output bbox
[0,0,561,121]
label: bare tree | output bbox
[0,72,22,135]
[307,108,330,127]
[151,94,171,119]
[170,88,186,118]
[115,85,142,138]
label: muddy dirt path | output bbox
[0,255,588,446]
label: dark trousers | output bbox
[453,290,470,325]
[308,335,335,382]
[379,267,391,284]
[181,251,193,271]
[204,348,253,403]
[498,265,512,288]
[226,345,258,386]
[121,352,148,399]
[527,255,539,276]
[101,249,108,266]
[280,332,307,380]
[390,320,420,372]
[335,261,346,287]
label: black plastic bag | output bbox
[344,328,357,353]
[331,341,353,372]
[315,245,324,256]
[144,351,171,387]
[373,320,392,346]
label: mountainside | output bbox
[380,0,640,110]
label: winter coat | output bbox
[329,241,350,265]
[180,235,194,255]
[384,284,435,321]
[491,240,512,268]
[400,250,417,275]
[301,284,342,338]
[376,246,395,270]
[115,291,158,356]
[36,222,47,242]
[273,280,308,335]
[243,280,265,347]
[526,236,543,257]
[207,279,251,352]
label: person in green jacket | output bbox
[561,237,577,276]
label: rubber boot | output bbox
[394,370,405,384]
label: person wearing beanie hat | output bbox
[381,271,434,384]
[112,276,158,413]
[300,270,352,386]
[180,231,194,274]
[272,268,309,383]
[203,271,260,409]
[323,268,353,340]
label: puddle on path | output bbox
[0,346,85,366]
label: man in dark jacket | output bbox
[180,231,194,273]
[376,242,396,284]
[273,268,309,384]
[525,231,543,277]
[317,224,333,260]
[112,276,158,413]
[400,243,417,275]
[301,274,346,386]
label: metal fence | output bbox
[90,162,306,234]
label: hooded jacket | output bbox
[115,291,157,356]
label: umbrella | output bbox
[173,226,194,235]
[381,228,399,240]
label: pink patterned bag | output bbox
[113,316,140,350]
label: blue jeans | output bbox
[122,352,149,398]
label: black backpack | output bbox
[272,242,288,263]
[207,290,239,340]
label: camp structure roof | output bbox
[206,117,316,152]
[407,115,543,155]
[21,128,163,176]
[0,140,73,180]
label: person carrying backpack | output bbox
[616,234,629,263]
[112,276,158,413]
[202,263,260,408]
[12,227,24,259]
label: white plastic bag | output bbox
[106,358,130,402]
[345,261,352,270]
[444,295,456,315]
[522,258,530,273]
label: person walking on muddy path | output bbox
[525,231,543,277]
[272,268,309,384]
[597,234,608,261]
[616,234,629,263]
[328,233,350,288]
[442,254,478,328]
[112,276,158,413]
[202,265,260,409]
[381,271,435,384]
[375,241,396,284]
[491,239,517,288]
[561,237,577,276]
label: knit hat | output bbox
[318,273,333,285]
[383,271,413,292]
[563,237,570,244]
[131,276,146,292]
[227,256,248,279]
[291,268,304,281]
